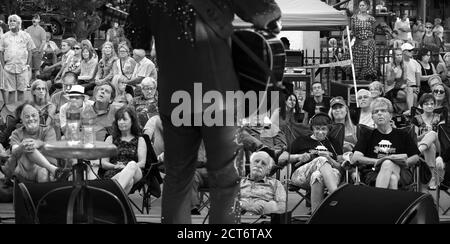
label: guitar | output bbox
[231,30,286,118]
[185,0,286,117]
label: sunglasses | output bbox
[73,47,81,50]
[357,95,370,100]
[433,90,445,95]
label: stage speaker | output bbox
[13,179,137,224]
[308,184,439,224]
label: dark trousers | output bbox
[160,114,239,224]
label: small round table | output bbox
[38,141,124,224]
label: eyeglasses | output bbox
[433,90,445,95]
[35,87,46,91]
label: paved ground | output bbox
[1,182,450,224]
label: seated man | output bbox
[240,151,286,215]
[60,83,118,141]
[351,98,420,190]
[278,113,343,212]
[240,114,287,165]
[132,77,158,127]
[0,102,70,182]
[50,71,78,140]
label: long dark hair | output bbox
[112,106,141,140]
[280,93,302,122]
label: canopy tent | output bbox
[233,0,349,31]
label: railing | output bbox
[290,44,392,89]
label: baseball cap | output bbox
[64,85,88,99]
[330,96,346,108]
[401,43,415,52]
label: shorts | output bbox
[291,156,341,189]
[31,51,42,71]
[2,70,29,92]
[362,167,413,188]
[14,162,49,182]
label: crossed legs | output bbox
[376,160,401,190]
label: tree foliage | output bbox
[42,0,107,39]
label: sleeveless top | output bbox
[412,114,441,136]
[419,62,434,94]
[103,136,139,179]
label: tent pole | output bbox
[346,26,359,107]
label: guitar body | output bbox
[232,30,286,117]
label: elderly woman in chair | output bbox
[351,98,420,190]
[278,113,343,212]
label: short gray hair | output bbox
[140,77,157,87]
[250,151,274,169]
[371,97,393,113]
[8,14,22,27]
[133,49,146,58]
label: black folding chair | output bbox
[126,134,163,214]
[286,123,345,219]
[97,134,163,214]
[436,123,450,215]
[351,124,424,192]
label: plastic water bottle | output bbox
[81,104,97,148]
[66,101,82,146]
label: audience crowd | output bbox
[1,9,450,222]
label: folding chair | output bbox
[351,124,423,192]
[287,123,345,219]
[436,123,450,215]
[197,187,210,224]
[97,134,163,214]
[128,134,163,214]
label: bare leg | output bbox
[319,163,339,193]
[36,167,50,183]
[388,174,399,190]
[24,150,58,175]
[376,160,400,188]
[310,180,324,213]
[112,162,142,194]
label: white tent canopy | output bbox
[233,0,349,31]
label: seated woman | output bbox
[78,45,98,96]
[369,81,384,99]
[50,42,82,95]
[278,113,343,212]
[113,76,133,106]
[436,52,450,86]
[29,79,56,127]
[411,93,444,190]
[417,48,437,98]
[328,96,357,152]
[384,48,404,93]
[101,106,146,194]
